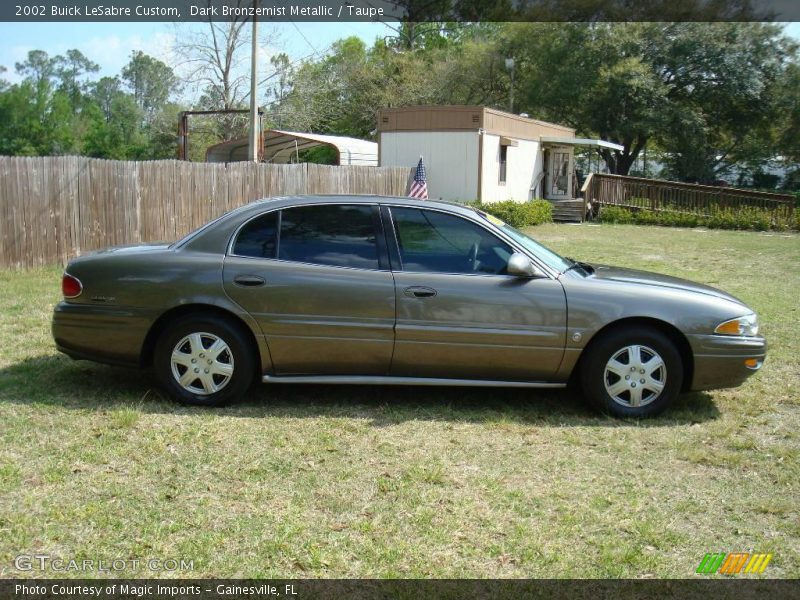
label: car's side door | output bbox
[223,203,396,375]
[385,205,567,381]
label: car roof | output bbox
[233,194,477,216]
[179,194,483,252]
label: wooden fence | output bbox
[585,173,795,222]
[0,156,413,269]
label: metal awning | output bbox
[205,129,378,165]
[540,136,624,152]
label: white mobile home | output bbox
[378,105,621,204]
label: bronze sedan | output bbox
[52,196,766,418]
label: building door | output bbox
[544,147,573,199]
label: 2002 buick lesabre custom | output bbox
[52,195,766,418]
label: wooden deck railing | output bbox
[585,173,795,222]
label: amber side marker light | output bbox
[62,273,82,298]
[744,358,762,370]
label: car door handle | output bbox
[404,286,437,298]
[233,275,266,287]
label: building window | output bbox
[499,144,508,184]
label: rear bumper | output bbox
[688,334,767,391]
[52,302,152,367]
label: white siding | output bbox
[379,131,479,200]
[480,134,543,203]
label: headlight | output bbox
[714,313,759,337]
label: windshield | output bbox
[478,211,573,272]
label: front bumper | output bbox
[52,302,152,367]
[688,333,767,391]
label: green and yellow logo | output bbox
[696,552,772,575]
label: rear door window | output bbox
[278,204,380,270]
[232,211,278,258]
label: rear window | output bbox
[232,211,278,259]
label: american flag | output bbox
[408,157,428,199]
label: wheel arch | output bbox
[574,317,694,392]
[140,303,263,371]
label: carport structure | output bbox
[205,129,378,166]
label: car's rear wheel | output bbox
[580,326,682,418]
[154,314,255,407]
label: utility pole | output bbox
[247,0,260,162]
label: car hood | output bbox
[586,264,748,307]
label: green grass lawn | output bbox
[0,223,798,579]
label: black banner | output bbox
[2,0,799,23]
[1,579,800,600]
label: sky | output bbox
[1,20,798,90]
[0,21,393,86]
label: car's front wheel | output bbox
[154,314,255,407]
[580,326,683,418]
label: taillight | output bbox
[62,273,82,298]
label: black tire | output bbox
[580,326,683,418]
[154,314,256,407]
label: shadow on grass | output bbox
[0,354,721,427]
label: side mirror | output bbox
[507,252,544,278]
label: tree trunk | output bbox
[599,135,647,176]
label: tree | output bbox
[83,93,146,159]
[173,14,276,140]
[15,50,56,111]
[652,23,794,182]
[776,62,800,165]
[121,51,178,122]
[264,53,293,128]
[426,29,509,107]
[91,76,123,122]
[0,82,43,155]
[508,22,796,179]
[276,37,373,136]
[1,46,186,159]
[273,28,499,139]
[8,50,85,155]
[53,49,99,110]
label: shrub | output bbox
[597,204,797,231]
[705,207,770,231]
[598,206,634,224]
[467,199,553,227]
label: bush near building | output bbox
[467,199,553,227]
[598,205,798,232]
